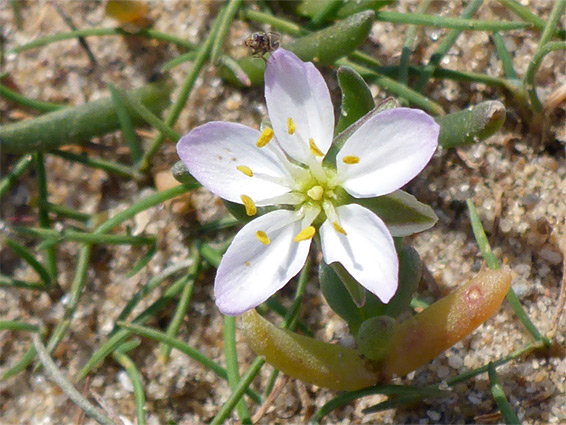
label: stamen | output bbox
[293,226,316,242]
[256,230,270,245]
[309,138,324,157]
[342,155,360,164]
[287,117,296,135]
[256,127,274,147]
[236,165,253,177]
[307,185,324,201]
[333,221,347,235]
[240,195,257,216]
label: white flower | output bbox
[177,49,439,316]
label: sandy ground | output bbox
[1,1,565,424]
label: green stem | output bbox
[113,259,194,332]
[34,153,58,284]
[51,149,142,180]
[76,270,201,381]
[108,83,142,163]
[158,248,200,361]
[0,154,32,200]
[210,0,243,64]
[10,0,23,30]
[115,322,262,404]
[46,202,91,222]
[446,339,545,386]
[2,346,38,379]
[4,238,53,286]
[240,8,305,36]
[210,357,266,425]
[9,27,195,54]
[32,335,115,425]
[310,0,344,27]
[497,0,566,39]
[375,10,531,31]
[415,0,483,92]
[94,184,196,234]
[311,385,449,424]
[524,41,566,113]
[0,320,41,333]
[224,315,252,424]
[536,0,566,49]
[115,86,180,141]
[399,0,434,86]
[488,363,521,424]
[111,351,147,425]
[492,32,519,80]
[45,244,92,353]
[0,274,46,291]
[12,226,155,246]
[138,9,225,173]
[0,82,65,112]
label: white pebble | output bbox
[539,247,563,265]
[437,365,450,379]
[448,355,463,369]
[118,370,134,392]
[427,410,441,421]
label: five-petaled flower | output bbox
[177,49,439,316]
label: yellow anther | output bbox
[309,138,324,157]
[293,226,316,242]
[236,165,253,177]
[333,221,347,235]
[287,117,296,135]
[240,195,257,216]
[245,261,251,267]
[256,230,270,245]
[307,185,324,201]
[342,155,360,164]
[256,127,274,147]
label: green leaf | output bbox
[436,101,506,149]
[171,160,199,185]
[335,66,375,135]
[221,11,375,87]
[319,261,365,332]
[319,262,386,334]
[289,10,375,65]
[383,244,422,317]
[0,79,173,154]
[320,242,422,333]
[296,0,394,21]
[351,190,438,237]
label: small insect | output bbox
[244,31,280,60]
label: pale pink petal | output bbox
[336,108,439,198]
[177,122,294,205]
[265,49,334,164]
[320,204,398,303]
[215,210,311,315]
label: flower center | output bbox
[244,122,350,247]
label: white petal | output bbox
[337,108,439,198]
[177,122,294,205]
[265,49,334,164]
[215,210,311,315]
[320,204,398,303]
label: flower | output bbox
[177,49,439,316]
